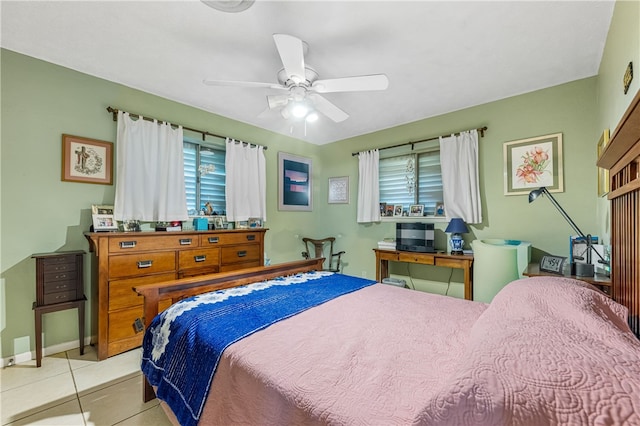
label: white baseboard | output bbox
[1,336,95,368]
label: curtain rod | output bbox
[106,106,268,150]
[350,126,487,156]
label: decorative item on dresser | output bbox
[85,228,267,360]
[32,251,86,367]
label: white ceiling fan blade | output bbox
[267,94,290,109]
[312,74,389,93]
[273,34,306,84]
[203,79,286,90]
[309,94,349,123]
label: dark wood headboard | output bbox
[597,89,640,337]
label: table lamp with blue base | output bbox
[446,218,469,255]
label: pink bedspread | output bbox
[201,283,487,425]
[181,277,640,425]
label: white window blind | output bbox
[183,138,227,215]
[379,150,443,215]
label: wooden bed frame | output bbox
[134,257,325,401]
[597,88,640,338]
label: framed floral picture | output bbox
[503,133,563,196]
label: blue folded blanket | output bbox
[141,271,376,426]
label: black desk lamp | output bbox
[528,187,607,277]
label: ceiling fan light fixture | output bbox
[201,0,255,13]
[291,102,309,118]
[305,112,319,123]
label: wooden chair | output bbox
[301,237,345,273]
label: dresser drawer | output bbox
[109,273,176,311]
[108,300,173,340]
[201,232,262,246]
[398,252,435,265]
[221,244,261,266]
[109,252,176,279]
[108,235,198,253]
[178,248,220,272]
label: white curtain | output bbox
[439,130,482,223]
[225,138,266,222]
[114,111,188,222]
[357,149,381,223]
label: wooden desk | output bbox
[373,249,474,300]
[523,263,612,296]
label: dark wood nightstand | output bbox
[32,251,86,367]
[524,263,611,297]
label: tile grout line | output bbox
[66,350,88,426]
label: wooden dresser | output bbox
[85,229,267,359]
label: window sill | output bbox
[380,216,448,223]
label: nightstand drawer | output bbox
[43,279,77,294]
[109,252,176,279]
[42,259,77,274]
[43,290,77,305]
[221,244,261,265]
[108,235,198,253]
[43,270,77,283]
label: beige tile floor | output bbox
[0,346,172,426]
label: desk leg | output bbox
[377,258,389,282]
[464,262,472,301]
[34,308,42,367]
[78,301,85,356]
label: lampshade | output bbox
[445,218,469,234]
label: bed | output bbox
[135,89,640,425]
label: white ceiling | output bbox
[1,1,614,145]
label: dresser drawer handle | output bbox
[208,237,219,244]
[54,265,69,271]
[137,260,153,268]
[194,255,206,263]
[120,241,137,249]
[237,250,247,258]
[246,235,256,241]
[55,294,68,301]
[54,274,68,280]
[55,284,69,290]
[179,239,193,245]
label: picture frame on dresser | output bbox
[91,204,118,231]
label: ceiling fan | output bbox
[203,34,389,123]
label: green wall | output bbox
[1,0,637,360]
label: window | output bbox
[379,148,443,216]
[183,136,226,215]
